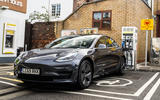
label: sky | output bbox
[26,0,49,18]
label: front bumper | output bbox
[14,62,79,83]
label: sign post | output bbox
[141,19,154,67]
[145,30,148,67]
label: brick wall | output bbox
[73,0,95,11]
[31,22,56,49]
[154,0,160,14]
[54,21,64,38]
[61,0,151,62]
[134,0,152,62]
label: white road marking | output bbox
[0,87,22,95]
[63,91,133,100]
[0,91,31,100]
[96,78,133,87]
[134,72,159,96]
[0,77,23,83]
[0,71,158,100]
[0,80,19,87]
[0,72,14,76]
[143,77,160,100]
[85,73,160,97]
[85,89,134,96]
[97,80,120,85]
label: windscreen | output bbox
[49,35,97,49]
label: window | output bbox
[106,37,119,48]
[93,11,111,30]
[95,36,107,48]
[52,4,61,17]
[95,36,119,48]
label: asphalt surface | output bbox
[0,65,160,100]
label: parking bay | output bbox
[0,70,160,100]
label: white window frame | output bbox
[143,0,151,8]
[51,4,61,17]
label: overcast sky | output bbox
[26,0,49,18]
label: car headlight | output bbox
[55,52,77,62]
[14,52,27,65]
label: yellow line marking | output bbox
[7,72,14,75]
[0,68,13,70]
[0,77,23,83]
[0,66,13,69]
[7,72,14,76]
[0,69,13,72]
[0,72,13,76]
[7,23,16,26]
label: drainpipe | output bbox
[151,0,154,38]
[150,0,155,63]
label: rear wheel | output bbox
[77,60,93,89]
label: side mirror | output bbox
[98,44,106,49]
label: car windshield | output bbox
[49,35,97,49]
[45,36,77,48]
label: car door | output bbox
[94,36,112,74]
[106,37,121,69]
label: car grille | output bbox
[18,74,72,81]
[18,63,73,81]
[18,74,54,81]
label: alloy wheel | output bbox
[78,60,92,89]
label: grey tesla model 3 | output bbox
[14,34,126,89]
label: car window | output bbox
[106,37,119,48]
[95,36,107,48]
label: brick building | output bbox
[0,0,27,63]
[73,0,94,11]
[55,0,153,62]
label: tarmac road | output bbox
[0,65,160,100]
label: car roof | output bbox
[62,34,104,38]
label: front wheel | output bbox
[77,60,93,89]
[117,58,125,75]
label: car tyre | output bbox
[77,60,93,89]
[117,58,125,75]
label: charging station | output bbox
[122,27,138,69]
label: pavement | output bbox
[0,64,160,100]
[136,62,160,72]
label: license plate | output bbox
[21,68,40,75]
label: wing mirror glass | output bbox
[98,44,107,49]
